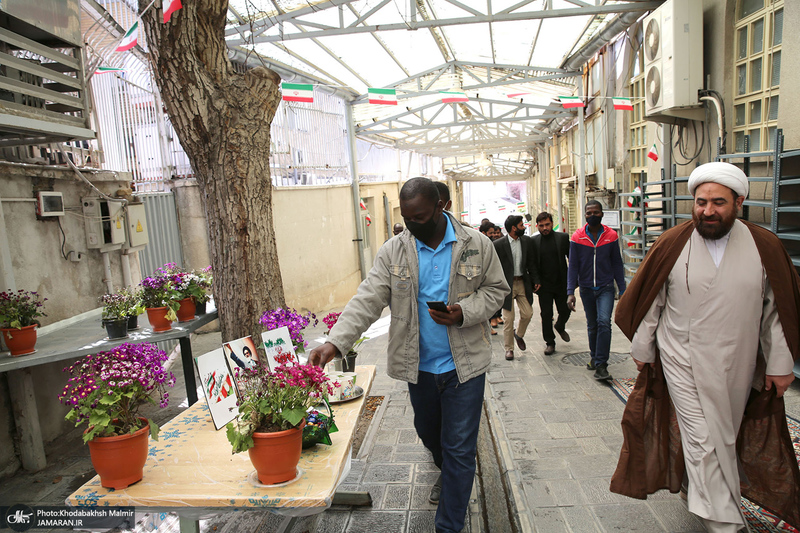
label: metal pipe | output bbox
[120,250,133,288]
[700,95,723,153]
[101,251,114,294]
[345,104,367,281]
[578,105,586,217]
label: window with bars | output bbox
[629,55,648,181]
[733,0,782,153]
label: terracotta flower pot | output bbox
[176,297,196,323]
[146,307,173,332]
[248,420,306,484]
[1,324,37,356]
[87,419,150,489]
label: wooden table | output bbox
[67,365,376,531]
[0,303,218,471]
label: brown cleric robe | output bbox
[611,219,800,528]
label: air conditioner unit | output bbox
[643,0,704,122]
[557,164,574,178]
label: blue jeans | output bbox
[579,284,615,367]
[408,369,485,533]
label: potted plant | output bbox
[139,272,179,332]
[226,362,333,484]
[122,287,145,330]
[193,266,213,315]
[259,308,318,354]
[322,312,368,372]
[100,292,132,339]
[59,342,175,489]
[0,289,46,356]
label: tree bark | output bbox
[139,0,285,342]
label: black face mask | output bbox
[586,215,602,227]
[406,213,440,242]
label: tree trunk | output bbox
[139,0,285,342]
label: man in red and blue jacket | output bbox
[566,200,626,380]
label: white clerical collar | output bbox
[702,229,732,268]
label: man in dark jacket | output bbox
[567,200,626,380]
[531,212,571,355]
[493,215,538,360]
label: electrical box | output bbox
[124,203,149,250]
[36,191,64,217]
[82,197,125,250]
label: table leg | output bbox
[7,368,46,471]
[180,336,198,405]
[178,516,199,533]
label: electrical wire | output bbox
[56,144,127,205]
[56,218,69,261]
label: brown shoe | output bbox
[505,350,514,360]
[555,326,570,343]
[544,344,555,355]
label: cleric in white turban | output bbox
[688,161,749,198]
[612,157,800,533]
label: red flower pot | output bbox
[87,420,150,489]
[176,298,196,323]
[146,307,173,332]
[1,325,37,356]
[248,420,306,485]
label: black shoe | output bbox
[593,364,611,380]
[544,344,555,355]
[514,332,527,351]
[586,361,596,370]
[429,474,442,504]
[555,326,570,343]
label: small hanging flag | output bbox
[516,201,526,212]
[612,97,633,111]
[115,21,138,52]
[460,211,468,218]
[507,92,531,98]
[558,96,585,108]
[440,91,469,103]
[365,213,372,226]
[498,205,506,212]
[479,206,487,215]
[282,83,314,103]
[95,66,125,74]
[627,186,642,208]
[359,198,367,210]
[648,143,659,162]
[368,88,398,105]
[163,0,182,23]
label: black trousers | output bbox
[537,288,571,346]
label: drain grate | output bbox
[561,351,629,366]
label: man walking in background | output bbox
[531,212,571,355]
[567,200,625,380]
[309,177,508,533]
[494,215,538,360]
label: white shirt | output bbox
[702,230,732,267]
[508,234,523,277]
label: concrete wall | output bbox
[360,181,402,255]
[0,163,135,476]
[273,185,362,313]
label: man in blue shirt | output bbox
[309,178,508,533]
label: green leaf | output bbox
[282,407,306,427]
[148,419,160,441]
[98,394,117,405]
[89,411,111,428]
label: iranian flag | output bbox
[368,88,397,105]
[507,92,531,98]
[479,207,486,215]
[95,66,125,74]
[359,198,367,210]
[498,205,506,212]
[516,201,526,211]
[440,91,468,103]
[612,97,633,111]
[648,143,659,162]
[282,83,314,103]
[559,96,585,108]
[115,21,138,52]
[163,0,182,23]
[365,213,372,226]
[460,211,468,218]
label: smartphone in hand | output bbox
[426,301,449,313]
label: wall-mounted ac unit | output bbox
[557,164,574,178]
[643,0,704,122]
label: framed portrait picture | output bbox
[194,348,238,430]
[222,336,260,391]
